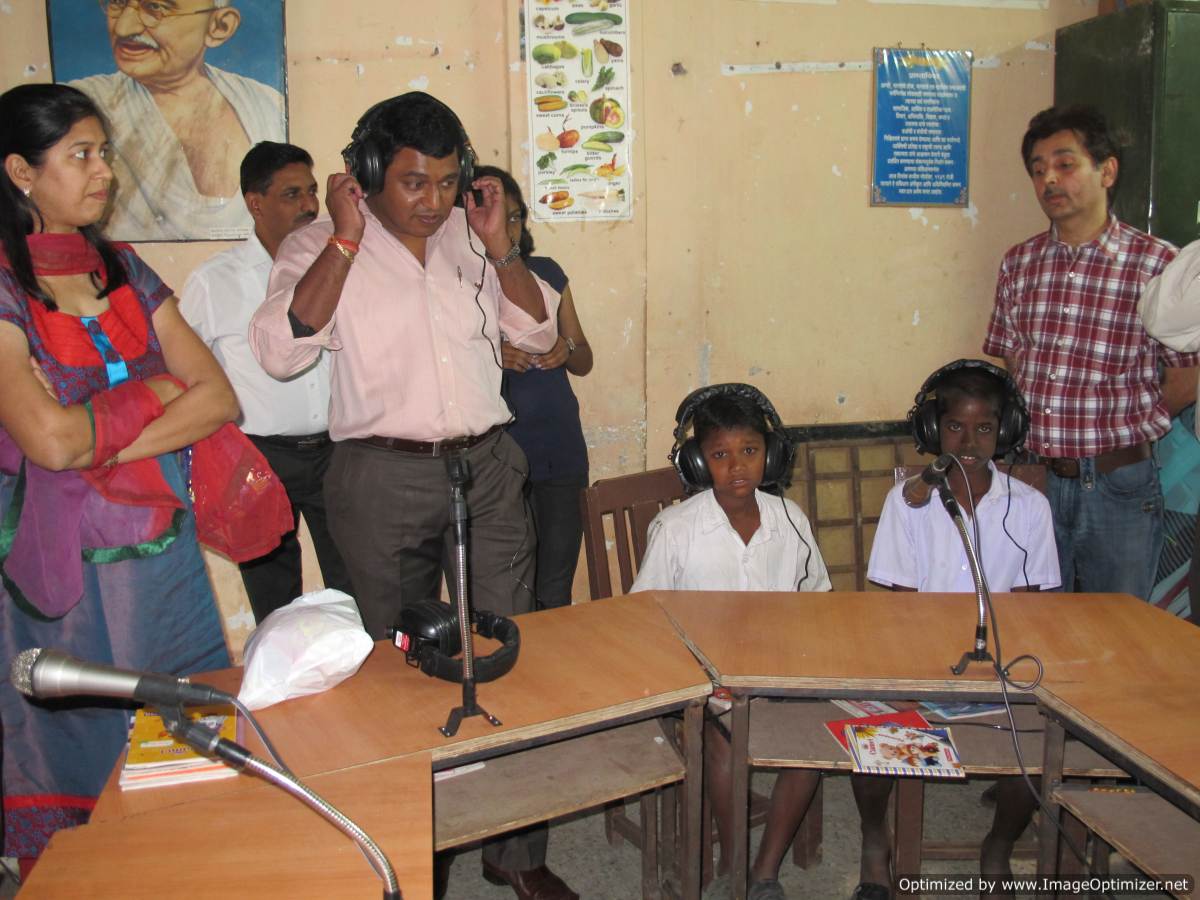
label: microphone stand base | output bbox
[950,648,994,676]
[440,703,501,737]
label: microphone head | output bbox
[933,453,956,474]
[10,647,42,697]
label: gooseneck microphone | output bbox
[9,648,233,707]
[903,453,957,508]
[921,452,956,485]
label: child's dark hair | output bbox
[693,394,769,446]
[934,370,1005,421]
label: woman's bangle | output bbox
[486,242,522,269]
[328,235,358,262]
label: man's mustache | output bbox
[294,212,317,226]
[117,33,160,50]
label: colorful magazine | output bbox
[843,723,966,778]
[824,709,931,754]
[120,704,239,791]
[829,699,897,717]
[920,701,1005,721]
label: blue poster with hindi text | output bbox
[871,48,972,207]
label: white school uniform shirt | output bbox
[630,489,832,593]
[867,462,1061,592]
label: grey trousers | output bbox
[324,430,545,871]
[324,430,537,639]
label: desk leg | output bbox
[731,694,750,900]
[680,700,704,900]
[1036,716,1066,897]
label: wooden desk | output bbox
[1036,676,1200,889]
[23,752,434,899]
[78,595,712,899]
[650,590,1200,899]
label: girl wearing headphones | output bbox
[858,360,1060,900]
[632,384,830,900]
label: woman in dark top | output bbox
[476,166,592,609]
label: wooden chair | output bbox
[581,466,687,600]
[579,467,822,882]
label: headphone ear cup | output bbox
[459,142,476,198]
[995,400,1026,457]
[674,437,710,490]
[911,398,941,456]
[344,135,383,196]
[760,431,793,487]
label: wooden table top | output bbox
[649,590,1200,694]
[24,752,434,899]
[94,593,710,824]
[1038,677,1200,815]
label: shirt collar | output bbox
[1045,213,1120,260]
[698,488,779,543]
[239,230,273,270]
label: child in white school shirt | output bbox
[632,385,830,900]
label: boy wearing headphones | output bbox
[854,360,1060,900]
[632,384,830,900]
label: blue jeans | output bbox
[1047,456,1164,600]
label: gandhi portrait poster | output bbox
[48,0,288,242]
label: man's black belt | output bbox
[354,424,502,457]
[252,431,332,450]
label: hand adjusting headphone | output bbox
[908,358,1029,458]
[670,383,795,492]
[389,600,519,683]
[341,91,477,199]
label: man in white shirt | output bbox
[1141,239,1200,625]
[181,142,351,623]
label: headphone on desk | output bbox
[670,383,795,492]
[908,358,1029,458]
[342,92,477,199]
[389,600,520,683]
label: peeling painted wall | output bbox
[0,0,1097,645]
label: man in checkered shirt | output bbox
[984,105,1198,601]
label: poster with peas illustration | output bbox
[525,0,632,221]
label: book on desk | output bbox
[119,704,239,791]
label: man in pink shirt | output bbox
[250,92,573,900]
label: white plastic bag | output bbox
[237,588,374,710]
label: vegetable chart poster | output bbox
[525,0,632,222]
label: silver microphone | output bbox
[920,453,956,485]
[10,648,231,707]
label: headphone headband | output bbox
[908,358,1029,457]
[670,383,795,492]
[390,600,520,684]
[342,92,476,198]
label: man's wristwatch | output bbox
[564,336,576,356]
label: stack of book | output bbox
[119,704,239,791]
[826,702,965,779]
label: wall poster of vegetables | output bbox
[525,0,632,222]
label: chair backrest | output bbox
[893,463,1047,494]
[580,466,688,600]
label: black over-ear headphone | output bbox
[908,358,1029,458]
[670,383,795,492]
[341,92,477,199]
[389,600,519,683]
